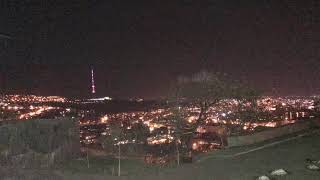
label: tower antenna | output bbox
[91,67,96,94]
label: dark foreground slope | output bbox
[1,130,320,180]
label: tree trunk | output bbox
[86,148,90,169]
[197,102,209,124]
[118,144,121,176]
[176,142,180,166]
[198,106,205,123]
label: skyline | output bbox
[0,0,318,98]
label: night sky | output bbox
[0,0,319,99]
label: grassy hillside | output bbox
[2,130,319,180]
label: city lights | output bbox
[1,94,318,151]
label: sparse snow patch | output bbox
[257,175,270,180]
[270,169,288,176]
[306,164,320,171]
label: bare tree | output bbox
[176,71,235,126]
[169,107,187,166]
[170,70,259,150]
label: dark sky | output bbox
[0,0,319,98]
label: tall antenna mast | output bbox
[91,67,96,94]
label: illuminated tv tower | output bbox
[91,67,96,94]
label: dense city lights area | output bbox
[18,106,60,120]
[1,94,319,160]
[79,96,317,153]
[98,96,315,131]
[0,95,67,103]
[0,95,74,121]
[0,103,72,120]
[257,96,315,111]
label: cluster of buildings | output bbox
[0,95,66,103]
[0,95,72,121]
[78,96,317,153]
[1,94,318,154]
